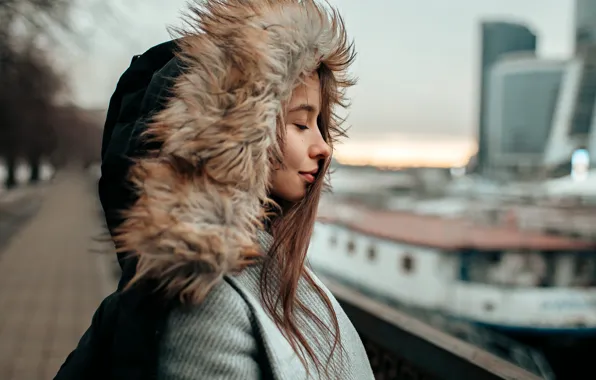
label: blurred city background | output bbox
[1,1,595,379]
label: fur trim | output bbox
[114,0,354,304]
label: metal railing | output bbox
[319,274,549,380]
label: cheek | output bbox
[281,128,305,169]
[270,167,306,202]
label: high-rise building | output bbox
[542,0,596,173]
[570,1,596,146]
[575,0,596,52]
[485,55,566,177]
[543,53,596,172]
[477,22,537,173]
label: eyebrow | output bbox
[288,103,318,114]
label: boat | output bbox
[308,198,596,340]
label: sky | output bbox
[58,0,575,167]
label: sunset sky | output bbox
[59,0,574,168]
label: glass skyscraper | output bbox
[477,22,537,172]
[575,0,596,52]
[486,57,565,173]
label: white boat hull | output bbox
[309,221,596,336]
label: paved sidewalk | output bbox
[0,185,46,253]
[0,170,117,380]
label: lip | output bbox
[299,172,316,183]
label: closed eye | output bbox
[294,124,309,131]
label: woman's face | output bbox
[270,73,331,203]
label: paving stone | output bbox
[0,171,118,380]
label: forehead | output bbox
[288,73,321,112]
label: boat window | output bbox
[459,250,596,288]
[347,239,356,255]
[367,245,377,261]
[572,255,596,287]
[483,302,495,312]
[401,254,414,273]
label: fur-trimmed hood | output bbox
[114,0,354,303]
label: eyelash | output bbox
[295,124,309,131]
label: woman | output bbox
[60,0,374,379]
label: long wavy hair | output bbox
[263,60,355,378]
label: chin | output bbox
[284,192,306,203]
[275,189,306,204]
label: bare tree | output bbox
[0,0,74,187]
[0,0,138,187]
[17,46,63,182]
[49,106,103,168]
[0,0,72,36]
[0,38,66,186]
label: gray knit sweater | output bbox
[157,232,374,379]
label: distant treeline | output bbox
[0,0,104,188]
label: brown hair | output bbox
[262,58,356,376]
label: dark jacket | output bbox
[54,41,182,380]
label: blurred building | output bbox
[543,1,596,175]
[543,53,596,173]
[477,21,537,173]
[485,54,566,178]
[575,0,596,53]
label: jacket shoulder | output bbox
[158,280,263,379]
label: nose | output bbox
[308,133,332,160]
